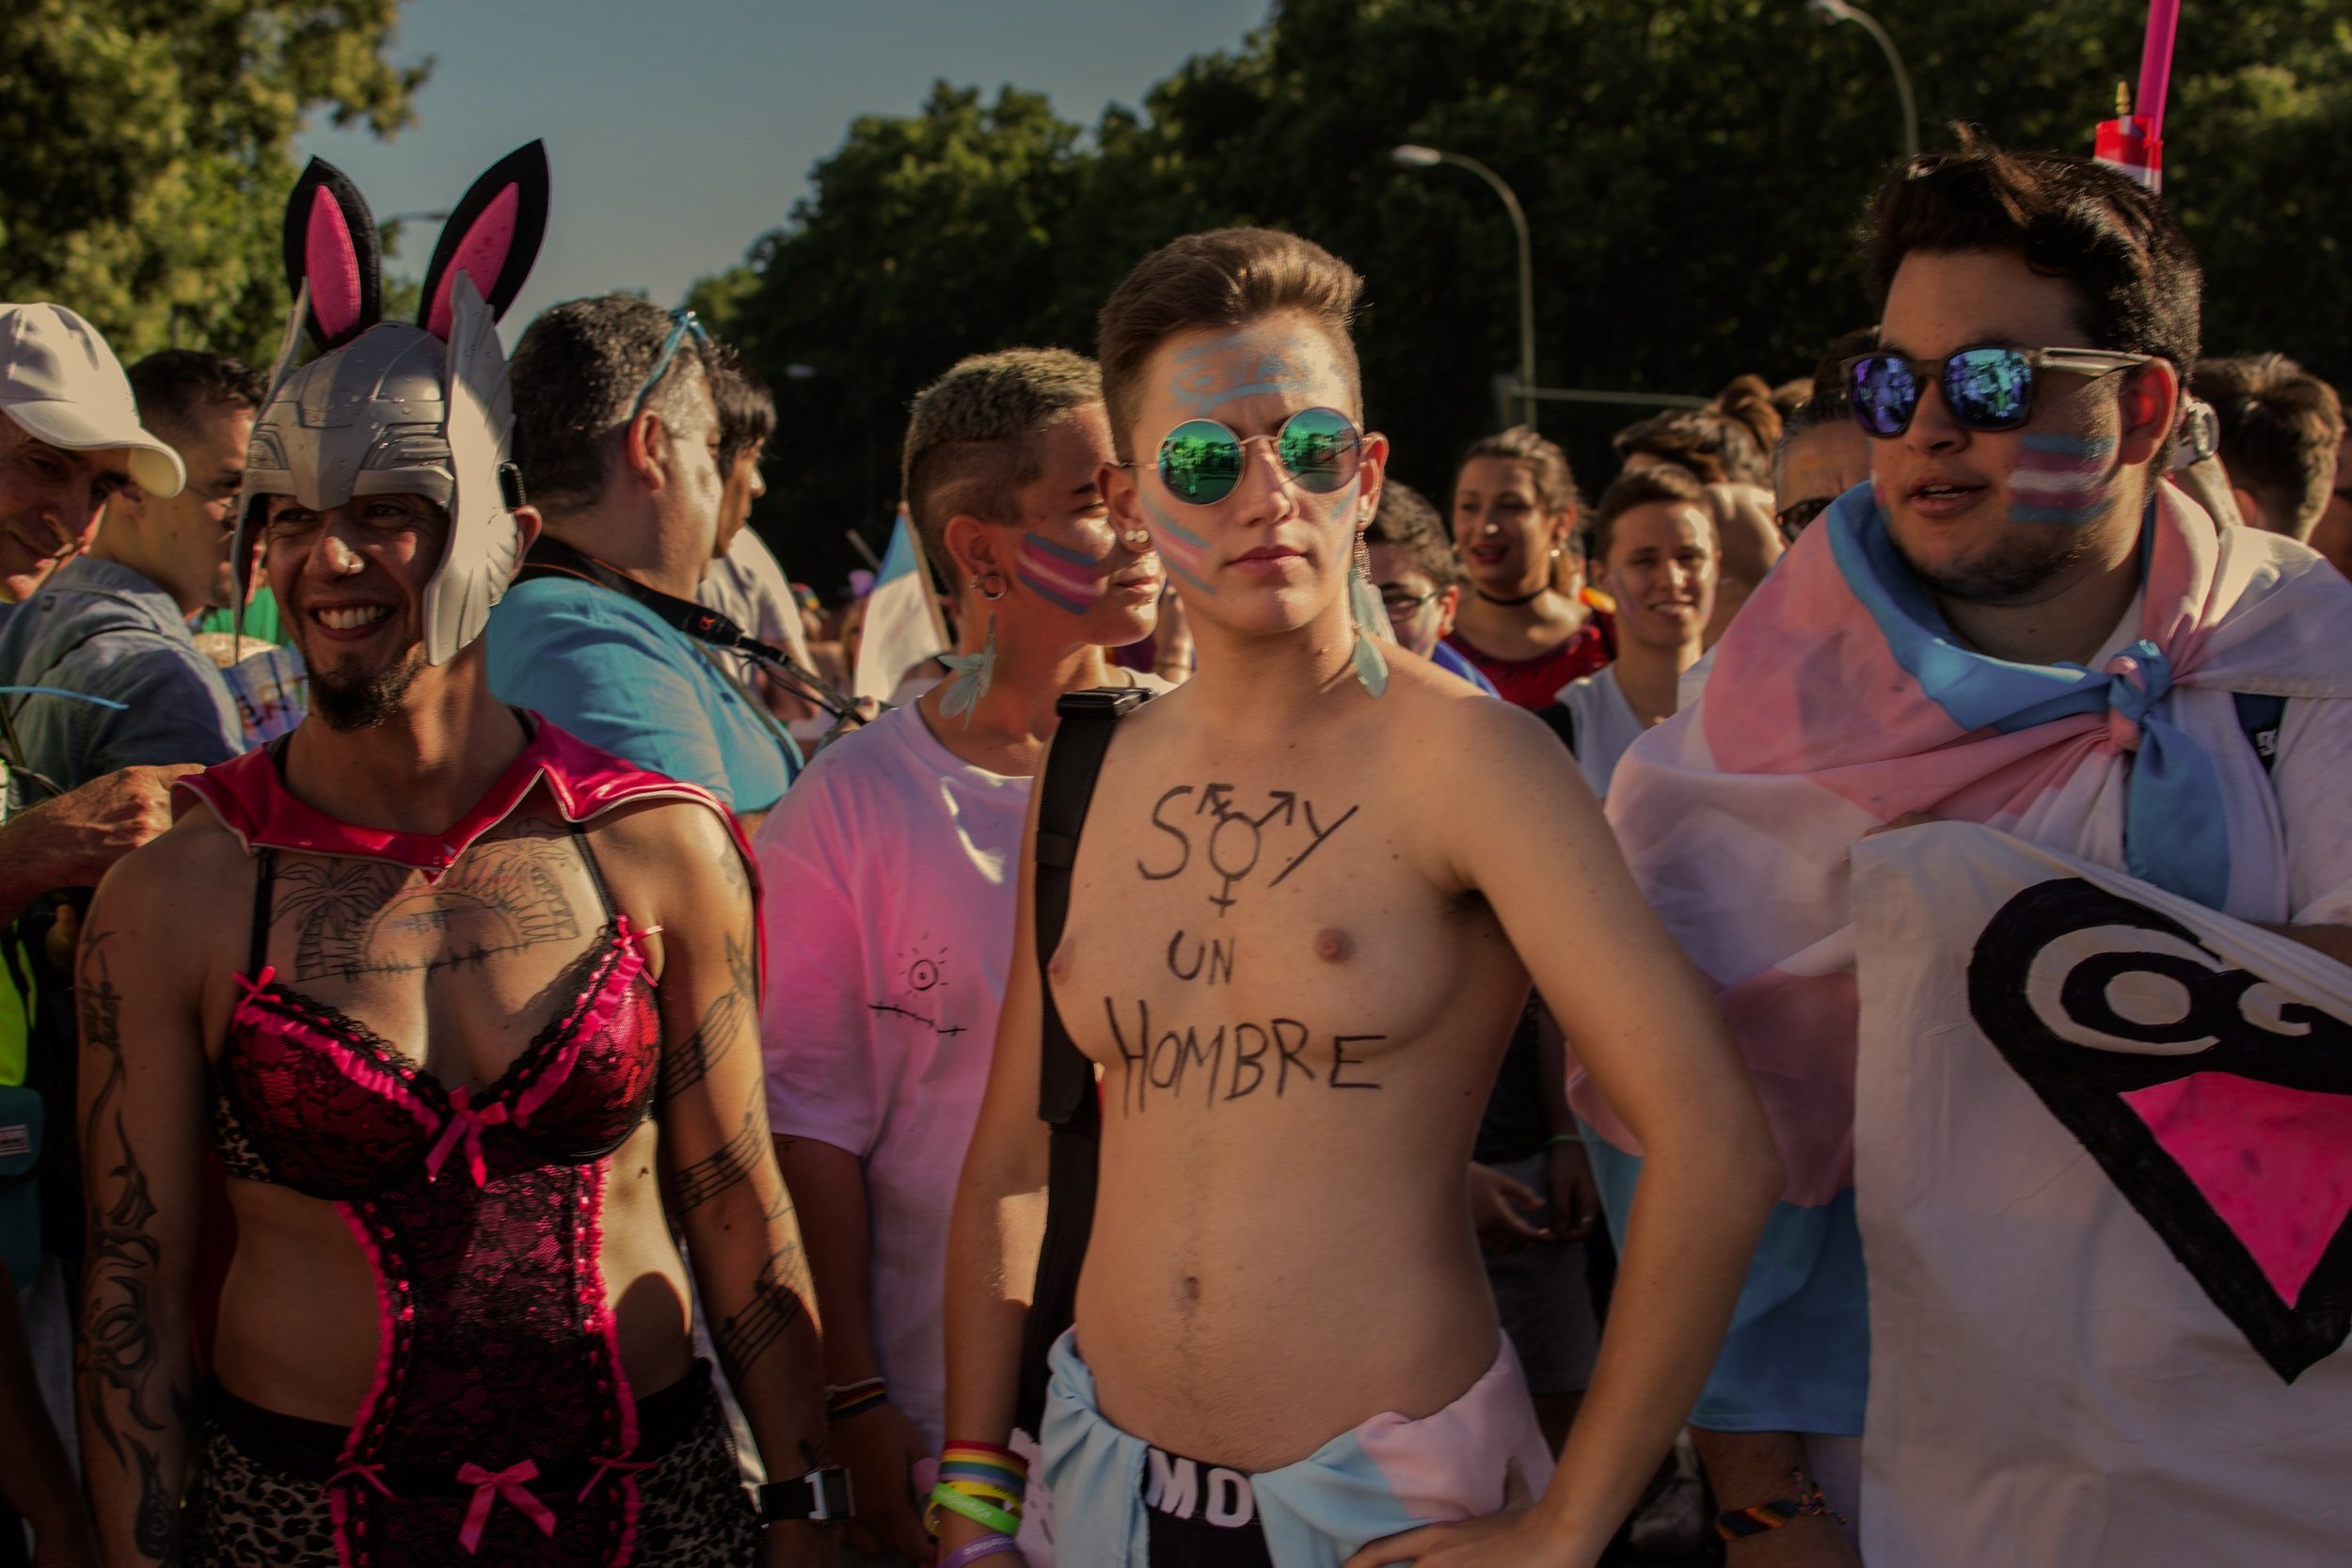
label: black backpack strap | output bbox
[1014,685,1149,1432]
[2233,691,2286,777]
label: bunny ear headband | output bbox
[237,143,551,665]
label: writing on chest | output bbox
[1135,781,1359,914]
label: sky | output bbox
[299,0,1270,331]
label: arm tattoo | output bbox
[660,982,745,1102]
[76,930,188,1564]
[673,1107,763,1211]
[713,1242,811,1385]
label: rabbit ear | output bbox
[418,140,550,341]
[282,157,383,351]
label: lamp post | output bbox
[1806,0,1919,162]
[1392,144,1537,428]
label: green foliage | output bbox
[715,0,2351,589]
[0,0,424,365]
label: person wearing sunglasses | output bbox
[755,348,1166,1565]
[1443,426,1613,710]
[488,297,801,837]
[1587,133,2352,1568]
[939,227,1776,1568]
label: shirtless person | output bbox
[941,228,1779,1568]
[73,150,831,1565]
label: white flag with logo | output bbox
[1851,822,2352,1566]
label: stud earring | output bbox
[1122,527,1152,551]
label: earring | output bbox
[1121,527,1152,551]
[940,574,1006,726]
[1346,533,1390,699]
[940,608,997,726]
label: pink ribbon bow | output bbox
[455,1459,558,1552]
[425,1085,510,1185]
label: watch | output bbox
[758,1466,853,1524]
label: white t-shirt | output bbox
[1554,666,1649,799]
[755,678,1162,1449]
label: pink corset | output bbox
[178,720,752,1565]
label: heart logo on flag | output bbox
[1968,878,2352,1382]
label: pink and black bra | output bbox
[178,720,750,1563]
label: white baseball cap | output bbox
[0,304,184,499]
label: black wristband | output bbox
[759,1466,852,1523]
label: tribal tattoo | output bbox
[76,928,190,1565]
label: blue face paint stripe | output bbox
[2016,434,2120,459]
[1021,532,1099,569]
[1016,567,1093,614]
[1138,489,1216,596]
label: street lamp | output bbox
[1392,144,1537,428]
[1806,0,1919,162]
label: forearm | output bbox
[1690,1428,1815,1507]
[78,1268,194,1566]
[940,1171,1047,1449]
[773,1137,884,1385]
[0,812,63,927]
[685,1181,826,1481]
[1532,1130,1775,1552]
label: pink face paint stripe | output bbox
[1139,492,1216,595]
[1015,534,1101,612]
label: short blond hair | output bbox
[901,348,1102,566]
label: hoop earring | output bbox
[977,571,1009,601]
[1346,532,1390,699]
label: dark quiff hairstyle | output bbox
[1097,228,1363,463]
[2188,353,2344,539]
[900,348,1102,574]
[1589,462,1709,565]
[1364,481,1461,590]
[1859,126,2201,378]
[510,295,716,517]
[708,342,775,476]
[1458,424,1582,546]
[1612,375,1783,487]
[125,350,266,444]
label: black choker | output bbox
[1474,585,1552,608]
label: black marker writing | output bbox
[1136,782,1361,914]
[1104,995,1384,1113]
[1167,930,1238,985]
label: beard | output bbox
[1892,515,2101,605]
[308,647,426,732]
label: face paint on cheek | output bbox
[1016,531,1104,615]
[1138,489,1216,596]
[1167,334,1311,418]
[2010,434,2121,526]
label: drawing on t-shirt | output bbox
[1968,876,2352,1381]
[869,938,967,1037]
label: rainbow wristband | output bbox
[827,1386,890,1422]
[939,1440,1027,1472]
[928,1482,1023,1539]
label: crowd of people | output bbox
[0,119,2346,1568]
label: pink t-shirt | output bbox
[755,703,1027,1449]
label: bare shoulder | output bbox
[1393,661,1581,787]
[578,794,752,915]
[97,806,252,918]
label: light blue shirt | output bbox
[485,576,799,815]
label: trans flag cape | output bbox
[1568,480,2352,1436]
[1851,823,2352,1566]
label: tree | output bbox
[0,0,425,364]
[707,0,2352,591]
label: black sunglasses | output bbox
[1845,345,2150,438]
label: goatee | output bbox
[309,649,425,732]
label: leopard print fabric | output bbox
[183,1380,759,1566]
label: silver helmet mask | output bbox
[235,145,548,666]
